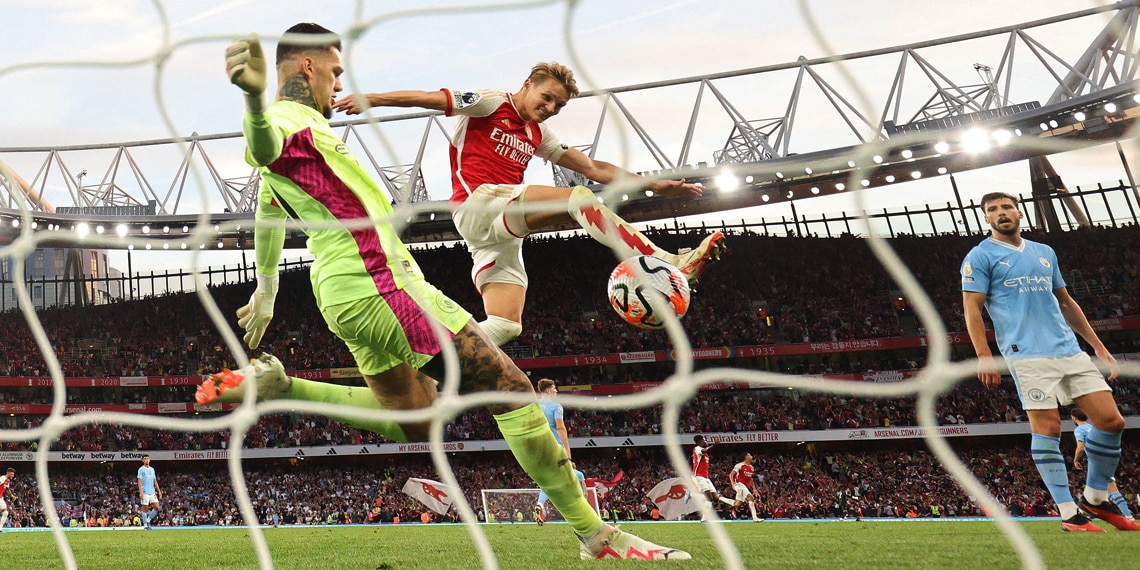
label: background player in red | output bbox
[334,63,726,347]
[691,435,738,519]
[0,467,14,530]
[729,453,764,522]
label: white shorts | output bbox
[1009,353,1111,410]
[140,494,158,506]
[732,482,752,501]
[452,184,533,292]
[693,476,717,495]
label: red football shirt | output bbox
[441,88,567,204]
[732,462,754,485]
[691,445,711,478]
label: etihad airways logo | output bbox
[1002,275,1052,292]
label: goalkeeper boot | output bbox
[662,231,726,286]
[196,354,290,404]
[1079,496,1140,531]
[1061,512,1105,533]
[578,525,691,560]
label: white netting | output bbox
[3,1,1140,569]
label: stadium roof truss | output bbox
[3,1,1140,247]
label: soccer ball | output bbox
[606,256,690,330]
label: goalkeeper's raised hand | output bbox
[225,35,267,113]
[236,272,278,349]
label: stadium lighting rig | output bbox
[3,83,1140,248]
[603,80,1140,218]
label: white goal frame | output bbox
[480,488,601,524]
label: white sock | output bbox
[1084,486,1110,505]
[749,501,758,519]
[1058,501,1078,520]
[581,524,613,546]
[718,496,737,507]
[568,186,665,261]
[0,510,8,528]
[479,315,522,346]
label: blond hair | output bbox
[537,378,557,393]
[528,62,579,98]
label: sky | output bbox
[0,0,1133,275]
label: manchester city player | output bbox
[962,191,1136,532]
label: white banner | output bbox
[0,451,34,462]
[402,478,454,515]
[618,351,656,364]
[863,370,907,383]
[646,477,699,520]
[119,376,148,387]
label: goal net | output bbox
[481,488,601,524]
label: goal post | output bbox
[480,488,601,524]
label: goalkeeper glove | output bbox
[236,272,278,349]
[225,34,268,114]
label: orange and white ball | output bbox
[607,256,690,330]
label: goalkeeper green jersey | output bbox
[246,101,427,309]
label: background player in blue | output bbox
[962,191,1135,532]
[137,454,162,530]
[538,379,572,462]
[1071,408,1134,520]
[535,378,586,524]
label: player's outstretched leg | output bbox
[439,322,690,560]
[196,353,410,442]
[566,185,726,285]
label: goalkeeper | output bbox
[201,23,689,561]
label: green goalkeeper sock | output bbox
[286,379,408,443]
[494,403,604,538]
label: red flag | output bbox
[646,477,699,521]
[402,478,454,515]
[585,470,624,499]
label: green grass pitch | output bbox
[3,520,1137,569]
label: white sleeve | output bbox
[443,89,505,118]
[535,123,568,163]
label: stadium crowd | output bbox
[3,226,1140,530]
[3,226,1140,379]
[3,439,1138,528]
